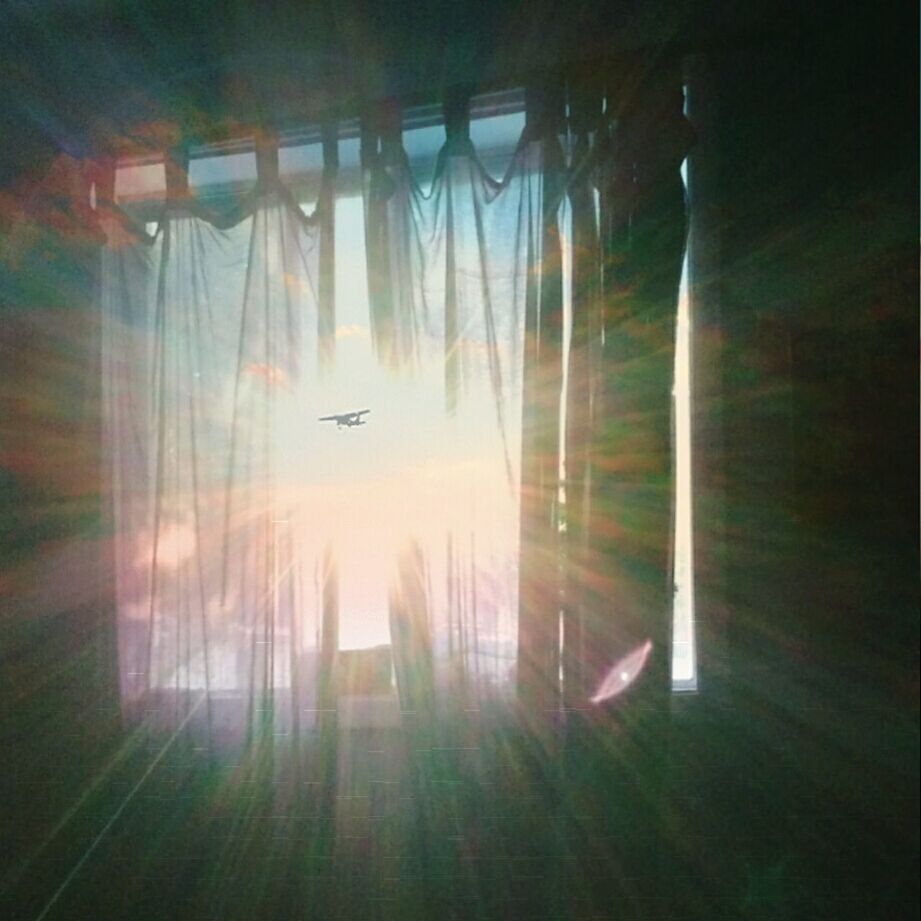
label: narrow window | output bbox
[671,155,697,692]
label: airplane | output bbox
[318,409,370,429]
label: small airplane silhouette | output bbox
[318,409,370,429]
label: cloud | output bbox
[335,323,369,340]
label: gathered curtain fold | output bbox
[515,81,567,715]
[562,78,605,709]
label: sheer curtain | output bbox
[358,76,694,721]
[359,92,565,715]
[101,141,332,746]
[101,118,531,744]
[101,73,692,743]
[587,68,693,710]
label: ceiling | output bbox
[0,0,818,183]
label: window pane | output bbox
[188,150,257,195]
[671,164,697,691]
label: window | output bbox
[671,210,697,692]
[107,90,697,709]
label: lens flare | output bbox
[589,639,653,704]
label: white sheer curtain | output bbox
[361,78,693,719]
[100,81,691,742]
[101,163,328,745]
[360,103,557,711]
[101,120,538,738]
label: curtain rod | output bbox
[106,47,688,167]
[115,88,528,168]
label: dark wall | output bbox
[0,0,665,174]
[670,7,917,919]
[0,165,122,917]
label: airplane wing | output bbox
[319,410,369,423]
